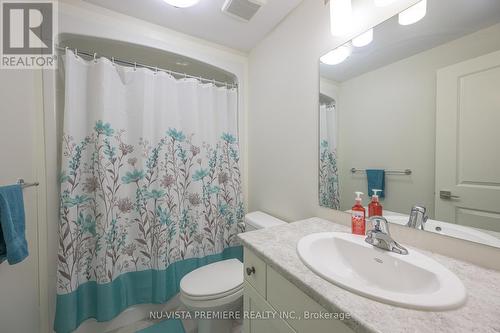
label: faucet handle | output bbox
[369,216,390,235]
[366,216,409,255]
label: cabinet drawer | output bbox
[244,248,267,298]
[267,266,354,333]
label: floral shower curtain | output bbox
[319,103,340,209]
[55,51,244,332]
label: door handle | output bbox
[440,190,460,200]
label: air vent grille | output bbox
[222,0,266,22]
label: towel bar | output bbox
[17,179,39,189]
[350,168,412,175]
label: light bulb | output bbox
[352,29,373,47]
[320,46,352,65]
[330,0,353,36]
[162,0,201,8]
[398,0,427,26]
[374,0,397,7]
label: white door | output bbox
[0,71,41,332]
[435,50,500,232]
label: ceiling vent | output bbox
[222,0,267,22]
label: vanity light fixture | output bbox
[330,0,353,36]
[398,0,427,25]
[162,0,201,8]
[320,45,352,65]
[352,29,373,47]
[374,0,397,7]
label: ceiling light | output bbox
[162,0,201,8]
[330,0,353,37]
[374,0,397,7]
[352,29,373,47]
[398,0,427,26]
[320,46,352,65]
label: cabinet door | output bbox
[267,266,354,333]
[244,247,267,297]
[244,281,296,333]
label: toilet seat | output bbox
[180,259,244,302]
[181,283,243,301]
[180,286,243,309]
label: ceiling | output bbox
[320,0,500,82]
[83,0,303,52]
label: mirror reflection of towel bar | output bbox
[350,168,412,175]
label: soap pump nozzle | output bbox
[371,189,381,200]
[355,191,364,203]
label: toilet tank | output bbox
[244,211,286,231]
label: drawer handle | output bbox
[246,266,256,276]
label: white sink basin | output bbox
[385,215,500,248]
[297,232,466,310]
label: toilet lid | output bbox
[180,259,244,298]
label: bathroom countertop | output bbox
[237,217,500,333]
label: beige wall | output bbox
[319,77,339,102]
[337,23,500,216]
[0,71,44,331]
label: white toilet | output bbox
[179,211,285,333]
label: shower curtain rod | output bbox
[55,46,238,88]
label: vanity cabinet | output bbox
[243,248,354,333]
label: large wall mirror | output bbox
[319,0,500,248]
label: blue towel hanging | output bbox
[366,169,385,198]
[0,184,28,265]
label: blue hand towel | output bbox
[0,184,28,265]
[366,169,385,198]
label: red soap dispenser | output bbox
[368,189,383,217]
[351,192,366,235]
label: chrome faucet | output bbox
[407,205,428,230]
[365,216,409,255]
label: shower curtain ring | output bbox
[111,57,115,65]
[74,48,78,58]
[93,53,97,63]
[134,62,137,71]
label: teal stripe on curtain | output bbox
[54,246,243,333]
[137,318,185,333]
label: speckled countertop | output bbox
[237,218,500,333]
